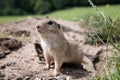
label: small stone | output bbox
[0,52,6,58]
[0,71,5,77]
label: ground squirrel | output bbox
[36,18,95,76]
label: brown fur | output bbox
[36,18,95,76]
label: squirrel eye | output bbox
[47,21,53,25]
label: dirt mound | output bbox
[0,17,106,80]
[0,38,22,59]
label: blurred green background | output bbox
[0,0,120,23]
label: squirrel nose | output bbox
[36,25,40,29]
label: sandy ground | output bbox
[0,17,108,80]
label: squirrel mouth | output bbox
[38,30,45,34]
[36,25,44,34]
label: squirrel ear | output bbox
[58,24,63,32]
[58,24,61,29]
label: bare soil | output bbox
[0,17,109,80]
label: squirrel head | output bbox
[36,19,62,35]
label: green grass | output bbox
[0,5,120,23]
[87,1,120,79]
[0,16,28,24]
[46,5,120,20]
